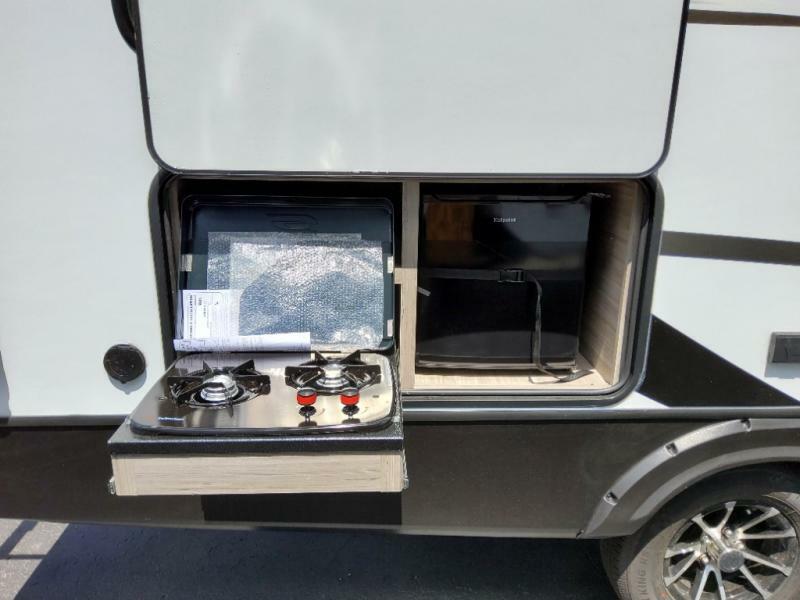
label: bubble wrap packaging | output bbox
[207,232,385,349]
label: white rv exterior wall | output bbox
[0,1,164,418]
[0,2,798,418]
[692,0,800,16]
[657,23,800,399]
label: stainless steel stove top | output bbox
[129,352,396,435]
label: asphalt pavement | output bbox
[0,518,617,599]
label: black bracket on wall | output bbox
[769,333,800,365]
[111,0,136,51]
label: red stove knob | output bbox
[297,388,317,406]
[340,388,359,406]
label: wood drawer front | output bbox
[111,451,405,496]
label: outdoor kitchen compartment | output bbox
[401,181,650,393]
[103,0,679,498]
[416,194,592,369]
[108,184,406,497]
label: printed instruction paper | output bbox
[175,289,311,352]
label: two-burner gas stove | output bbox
[129,351,396,435]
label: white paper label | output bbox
[181,289,241,339]
[173,332,311,353]
[178,289,311,352]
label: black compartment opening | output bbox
[155,177,404,359]
[413,181,651,391]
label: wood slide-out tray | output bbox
[111,452,405,496]
[108,419,406,496]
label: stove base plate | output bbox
[128,352,396,435]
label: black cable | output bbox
[527,274,591,384]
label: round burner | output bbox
[168,360,270,409]
[318,364,348,389]
[198,373,241,404]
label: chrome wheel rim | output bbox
[664,501,798,600]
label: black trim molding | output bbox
[688,9,800,27]
[640,317,798,408]
[661,231,800,266]
[110,0,136,50]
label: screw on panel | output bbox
[665,442,679,456]
[604,492,618,506]
[107,478,117,496]
[741,418,752,431]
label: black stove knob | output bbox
[103,344,146,384]
[299,405,317,419]
[342,404,360,417]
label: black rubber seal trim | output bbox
[10,406,800,427]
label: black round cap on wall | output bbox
[103,344,146,384]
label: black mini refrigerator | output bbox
[416,193,593,370]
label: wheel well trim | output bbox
[583,419,800,538]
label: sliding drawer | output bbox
[108,407,405,496]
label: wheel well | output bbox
[599,461,800,600]
[584,431,800,539]
[659,461,800,512]
[606,460,800,541]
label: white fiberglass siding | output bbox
[657,22,800,400]
[0,1,164,418]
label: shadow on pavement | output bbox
[15,524,616,599]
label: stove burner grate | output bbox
[167,360,271,408]
[285,351,381,395]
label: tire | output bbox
[600,467,800,600]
